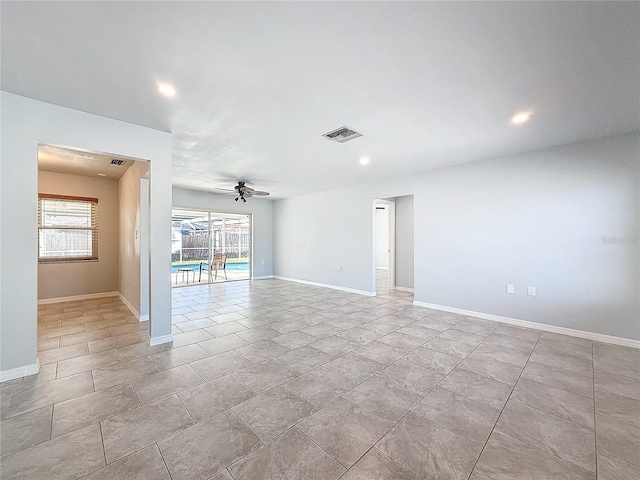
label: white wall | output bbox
[375,206,389,268]
[38,171,120,299]
[172,187,274,278]
[274,133,640,340]
[1,92,172,377]
[119,161,149,317]
[394,195,414,289]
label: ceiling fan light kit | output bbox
[231,181,269,203]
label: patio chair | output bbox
[199,253,228,281]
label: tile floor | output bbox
[1,279,639,479]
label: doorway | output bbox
[171,209,251,286]
[373,200,395,293]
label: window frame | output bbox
[38,194,99,263]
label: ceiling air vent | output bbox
[322,126,362,143]
[109,159,125,166]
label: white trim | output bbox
[274,276,375,297]
[149,334,173,346]
[376,267,389,271]
[395,286,414,293]
[118,293,140,320]
[139,314,149,322]
[38,291,119,305]
[413,300,640,349]
[253,275,274,280]
[1,359,40,382]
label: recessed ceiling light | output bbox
[359,156,370,166]
[511,112,531,125]
[97,173,107,177]
[157,83,176,97]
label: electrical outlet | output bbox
[261,260,264,265]
[339,266,343,272]
[527,286,537,296]
[506,283,515,294]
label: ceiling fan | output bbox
[214,181,270,202]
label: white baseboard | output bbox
[118,293,140,320]
[273,276,375,297]
[1,359,40,382]
[149,334,173,346]
[139,314,149,322]
[253,275,274,280]
[395,286,414,293]
[413,300,640,349]
[38,291,119,305]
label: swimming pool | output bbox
[171,261,249,273]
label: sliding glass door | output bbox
[172,209,251,287]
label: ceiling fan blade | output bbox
[212,188,236,194]
[252,191,270,196]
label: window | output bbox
[38,194,98,262]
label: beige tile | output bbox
[298,397,389,467]
[178,374,255,422]
[82,444,171,480]
[229,427,345,480]
[597,452,640,480]
[231,385,316,442]
[377,411,482,479]
[0,423,105,480]
[344,376,422,425]
[0,406,52,457]
[512,378,595,428]
[594,370,640,401]
[341,448,418,480]
[325,352,385,383]
[38,323,85,339]
[132,364,204,404]
[172,329,214,348]
[57,349,121,378]
[88,332,141,353]
[92,356,160,390]
[521,361,593,398]
[3,372,94,419]
[38,342,89,365]
[158,410,261,480]
[404,346,460,375]
[439,368,513,410]
[377,358,443,395]
[190,350,253,381]
[235,358,299,393]
[101,394,194,463]
[152,344,209,370]
[284,367,355,407]
[59,328,112,347]
[424,337,476,358]
[117,341,173,361]
[474,430,595,480]
[595,389,640,428]
[52,382,140,437]
[413,387,501,445]
[496,400,596,472]
[84,317,128,331]
[37,337,60,352]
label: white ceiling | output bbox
[38,145,134,180]
[2,2,638,198]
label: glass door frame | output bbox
[172,206,253,286]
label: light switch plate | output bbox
[527,286,537,296]
[506,284,515,294]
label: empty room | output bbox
[0,2,638,480]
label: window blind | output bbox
[38,194,99,262]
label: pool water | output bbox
[171,261,249,273]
